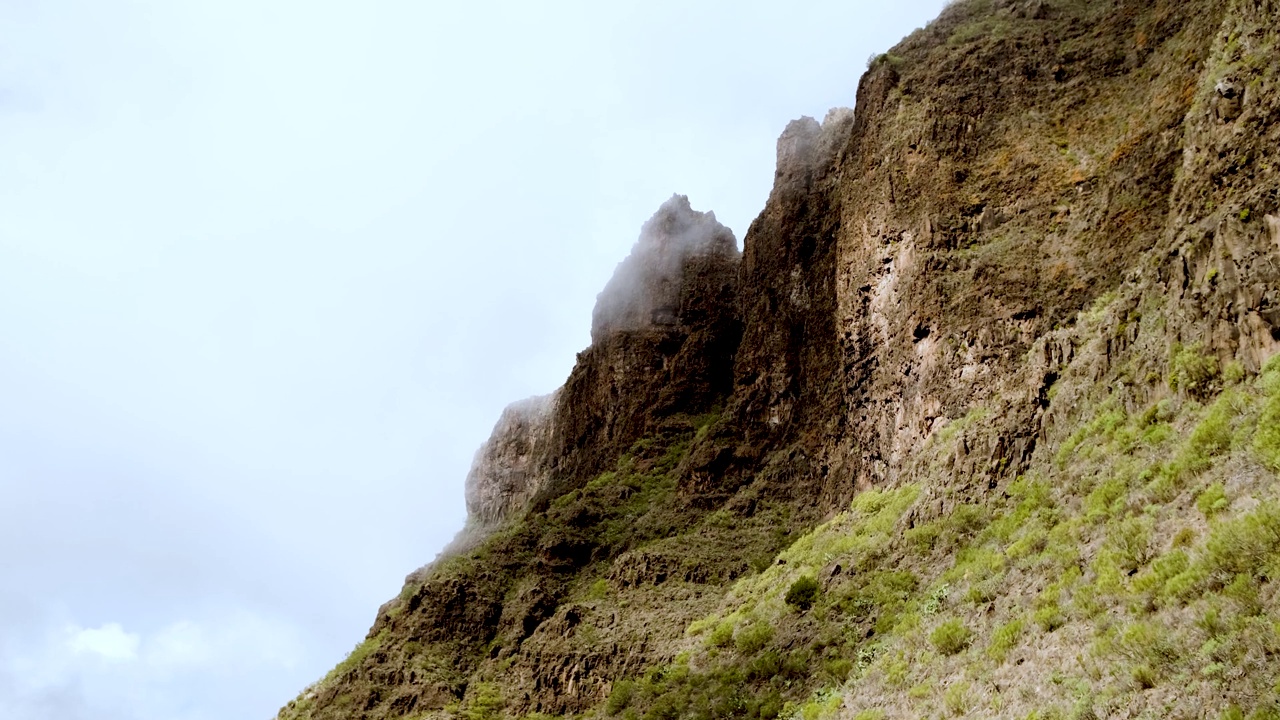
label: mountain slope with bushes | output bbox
[278,0,1280,718]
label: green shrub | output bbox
[904,521,942,553]
[824,658,854,682]
[987,619,1025,663]
[1141,398,1177,426]
[1007,519,1049,559]
[461,683,504,720]
[1169,343,1220,398]
[1197,483,1230,516]
[1141,422,1174,446]
[1253,387,1280,471]
[709,620,735,648]
[781,648,812,679]
[758,691,784,720]
[851,488,893,514]
[1202,502,1280,582]
[785,575,821,611]
[332,631,385,678]
[747,651,782,681]
[1246,703,1280,720]
[950,504,991,538]
[930,619,973,656]
[1131,664,1158,689]
[1186,393,1239,463]
[1132,549,1188,593]
[1146,550,1204,605]
[607,680,635,715]
[1118,621,1178,682]
[1109,515,1154,570]
[734,622,774,655]
[1224,360,1247,385]
[588,578,610,600]
[1057,408,1127,465]
[964,578,1000,605]
[1034,603,1067,632]
[644,692,683,720]
[1085,477,1127,521]
[944,681,972,715]
[1224,573,1264,616]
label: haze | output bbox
[0,2,947,718]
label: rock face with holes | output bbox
[277,2,1280,719]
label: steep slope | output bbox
[277,0,1280,718]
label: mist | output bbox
[591,195,739,340]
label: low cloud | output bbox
[65,624,140,663]
[1,610,305,720]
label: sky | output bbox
[0,1,948,718]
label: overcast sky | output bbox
[0,1,948,718]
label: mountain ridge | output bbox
[278,0,1280,717]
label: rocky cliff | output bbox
[278,0,1280,718]
[463,195,741,529]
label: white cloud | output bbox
[2,610,305,720]
[65,623,140,662]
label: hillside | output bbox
[277,0,1280,718]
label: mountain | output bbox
[277,0,1280,717]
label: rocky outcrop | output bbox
[590,195,740,342]
[465,393,558,525]
[463,196,742,520]
[543,195,741,491]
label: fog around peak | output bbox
[591,195,739,341]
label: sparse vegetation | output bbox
[459,683,505,720]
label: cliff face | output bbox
[279,1,1280,718]
[463,195,741,527]
[465,393,558,527]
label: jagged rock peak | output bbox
[775,108,853,174]
[591,195,739,342]
[463,392,557,525]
